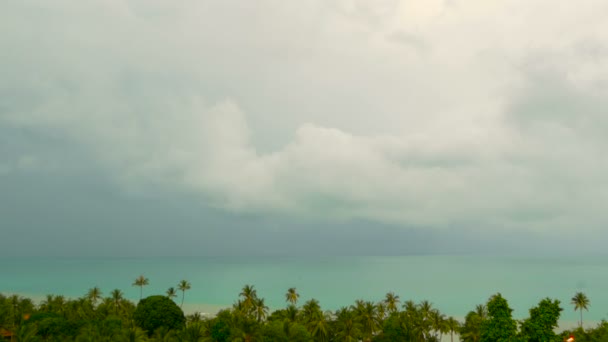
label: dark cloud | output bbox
[3,0,608,255]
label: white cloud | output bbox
[2,0,608,232]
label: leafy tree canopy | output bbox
[480,293,517,342]
[519,298,562,342]
[132,295,185,335]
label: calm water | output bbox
[1,255,606,323]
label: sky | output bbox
[2,0,608,256]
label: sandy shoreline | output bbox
[181,302,230,316]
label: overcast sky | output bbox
[2,0,608,256]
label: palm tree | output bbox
[86,287,102,307]
[187,312,202,323]
[121,325,148,342]
[284,304,299,323]
[180,322,205,342]
[166,287,178,300]
[285,287,299,306]
[376,302,387,322]
[110,289,124,315]
[132,275,149,300]
[571,292,590,328]
[301,299,323,324]
[403,300,417,315]
[239,284,257,312]
[335,307,362,342]
[429,309,446,341]
[418,300,434,339]
[254,297,269,322]
[15,324,38,342]
[445,316,460,342]
[460,310,484,342]
[352,300,379,342]
[178,280,191,308]
[301,300,330,342]
[384,292,400,313]
[40,295,66,315]
[475,304,487,320]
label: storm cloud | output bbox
[2,0,608,255]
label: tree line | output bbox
[0,277,604,341]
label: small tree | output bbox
[519,298,562,342]
[480,293,517,342]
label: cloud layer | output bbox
[2,0,608,233]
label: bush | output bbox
[133,295,185,335]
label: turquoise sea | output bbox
[1,255,606,326]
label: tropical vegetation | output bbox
[0,282,602,341]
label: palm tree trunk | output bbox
[451,331,454,342]
[580,309,583,328]
[181,291,185,308]
[140,286,143,300]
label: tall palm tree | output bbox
[571,292,590,328]
[239,284,257,313]
[166,287,178,301]
[178,280,191,308]
[285,287,299,306]
[384,292,400,313]
[86,287,102,307]
[132,275,149,300]
[445,316,460,342]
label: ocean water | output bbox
[1,255,606,325]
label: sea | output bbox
[1,255,606,328]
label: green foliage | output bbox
[519,298,562,342]
[460,309,485,342]
[373,312,417,342]
[30,313,82,339]
[561,321,608,342]
[133,295,186,335]
[262,320,312,342]
[2,283,607,342]
[480,293,517,342]
[209,309,233,342]
[333,307,363,342]
[179,322,206,342]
